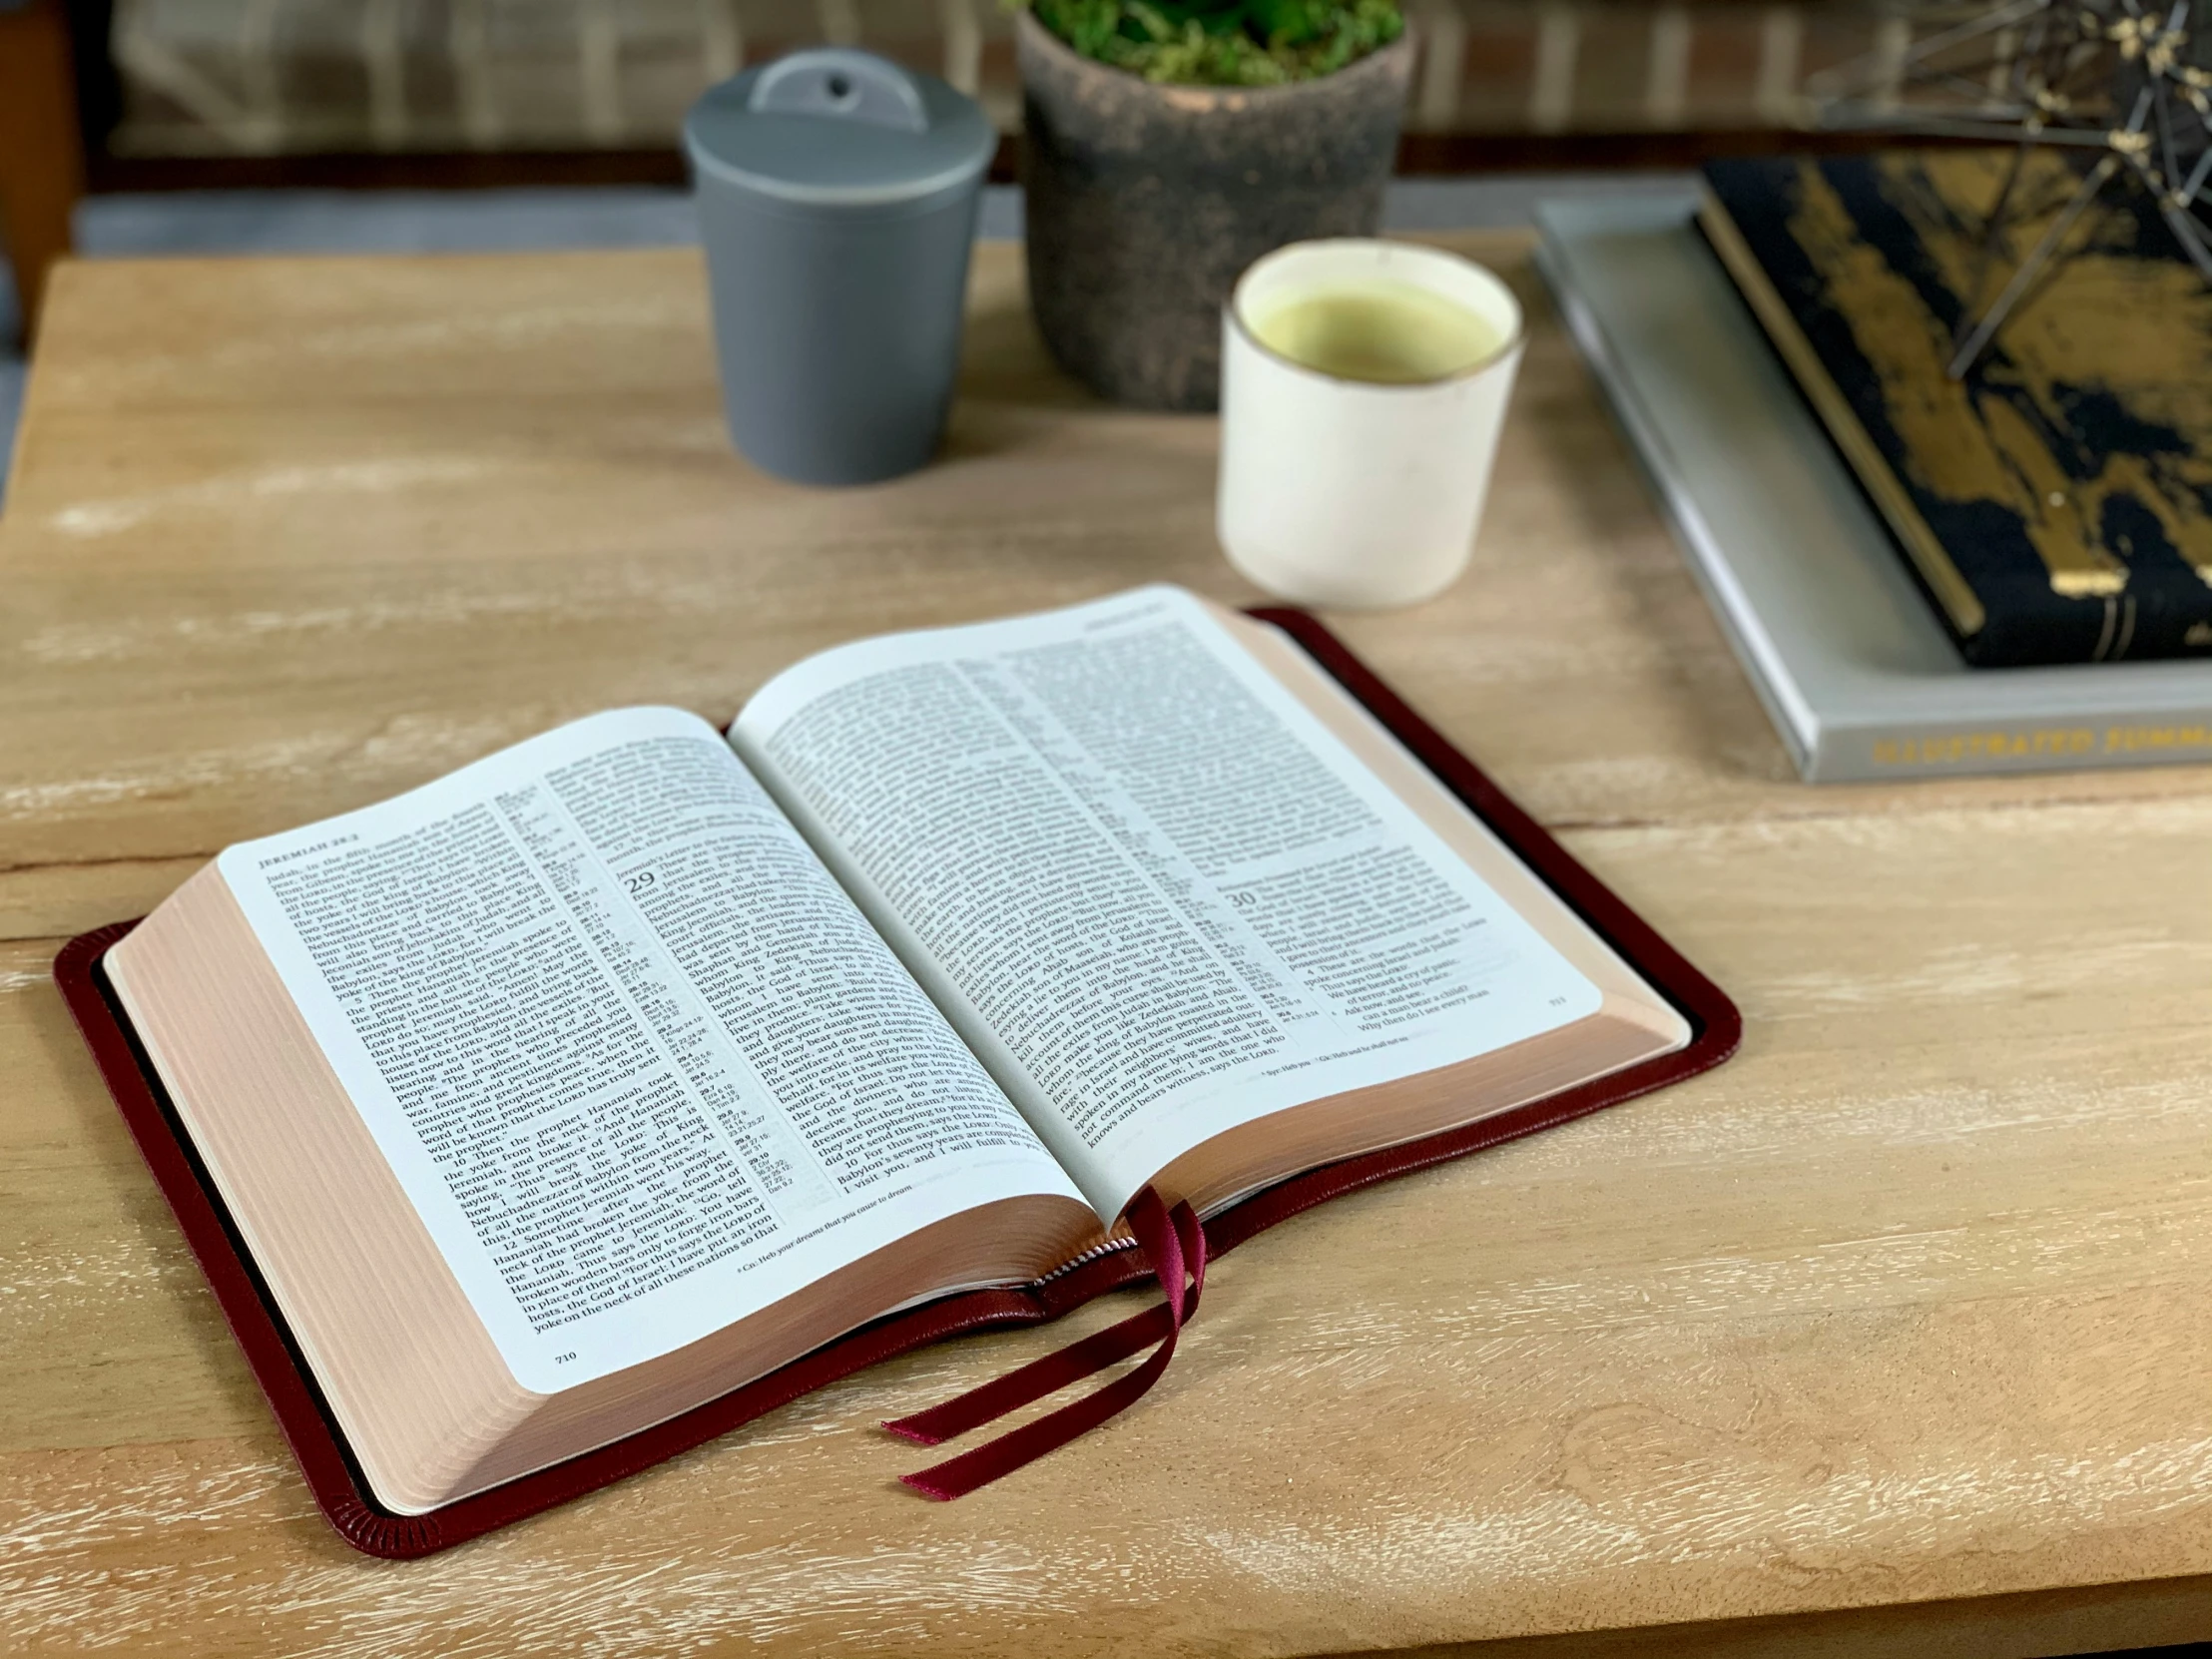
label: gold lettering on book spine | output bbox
[1872,725,2212,766]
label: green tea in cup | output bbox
[1245,278,1505,384]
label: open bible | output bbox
[69,588,1731,1545]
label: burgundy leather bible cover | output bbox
[53,608,1742,1558]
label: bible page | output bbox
[731,587,1603,1219]
[217,708,1082,1394]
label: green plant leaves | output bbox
[1022,0,1403,85]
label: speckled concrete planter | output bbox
[1017,12,1413,411]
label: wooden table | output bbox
[4,234,2211,1659]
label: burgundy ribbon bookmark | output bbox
[884,1187,1206,1499]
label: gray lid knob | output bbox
[748,49,926,133]
[685,48,995,213]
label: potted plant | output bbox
[1015,1,1413,410]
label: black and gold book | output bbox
[1700,152,2212,667]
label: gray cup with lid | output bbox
[684,49,995,486]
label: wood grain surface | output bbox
[3,235,2209,1658]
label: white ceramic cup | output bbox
[1217,239,1526,609]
